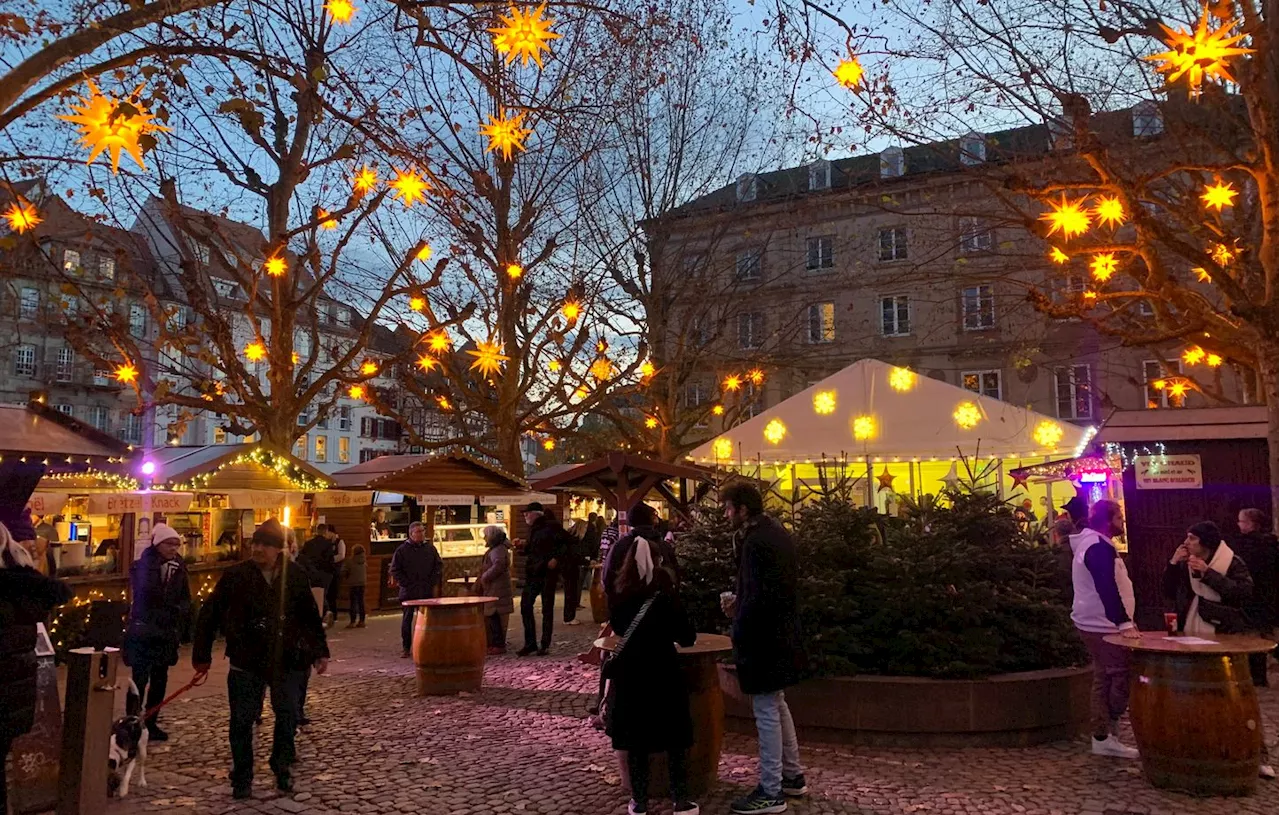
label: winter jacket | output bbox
[478,540,514,615]
[299,534,338,583]
[523,515,568,579]
[124,546,192,668]
[340,547,368,589]
[1163,546,1254,635]
[732,514,806,695]
[389,539,443,602]
[1232,531,1278,632]
[602,525,679,619]
[1069,528,1136,634]
[0,560,71,739]
[193,559,328,680]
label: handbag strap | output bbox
[612,594,657,662]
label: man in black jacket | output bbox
[389,521,442,658]
[193,519,328,800]
[517,503,566,656]
[1235,507,1279,687]
[299,526,339,625]
[123,523,190,742]
[722,484,807,814]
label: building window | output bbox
[338,436,350,463]
[55,404,74,416]
[213,426,227,444]
[294,434,308,459]
[880,146,904,178]
[63,249,81,274]
[740,384,763,420]
[99,256,116,280]
[962,370,1002,400]
[56,347,75,382]
[317,412,329,430]
[738,312,764,349]
[315,435,327,463]
[337,307,352,327]
[880,295,910,336]
[338,406,351,431]
[1132,101,1163,137]
[959,217,993,252]
[807,302,835,344]
[93,368,111,386]
[19,287,39,319]
[960,132,986,165]
[808,160,831,191]
[735,250,761,281]
[691,315,710,347]
[121,413,143,444]
[683,382,706,408]
[1055,365,1094,419]
[877,228,907,261]
[1144,360,1185,409]
[212,279,238,299]
[736,173,757,203]
[129,304,147,338]
[13,344,36,378]
[1051,275,1087,302]
[961,285,996,331]
[805,236,834,272]
[88,406,109,432]
[1137,299,1155,317]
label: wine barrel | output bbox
[410,601,487,696]
[1128,649,1261,796]
[589,563,608,624]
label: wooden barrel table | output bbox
[588,562,608,624]
[405,597,497,696]
[596,633,732,797]
[1105,632,1276,796]
[445,576,476,598]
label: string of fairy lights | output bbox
[162,447,328,493]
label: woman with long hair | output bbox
[606,536,699,815]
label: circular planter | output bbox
[718,663,1092,748]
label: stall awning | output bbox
[86,492,194,514]
[332,450,526,496]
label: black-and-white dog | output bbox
[108,679,149,797]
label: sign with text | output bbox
[25,492,69,516]
[87,492,194,514]
[1135,454,1203,490]
[225,490,303,510]
[314,490,373,508]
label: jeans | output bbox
[485,612,508,648]
[751,690,803,798]
[402,607,417,653]
[323,573,339,619]
[227,668,306,788]
[561,559,582,622]
[521,572,556,650]
[1079,629,1131,738]
[348,586,366,624]
[128,656,171,727]
[627,747,689,806]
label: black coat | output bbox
[1163,553,1255,634]
[124,546,191,668]
[193,558,329,679]
[389,539,443,601]
[603,526,679,620]
[606,585,697,752]
[0,560,71,739]
[523,515,568,579]
[1233,531,1278,632]
[732,515,806,695]
[299,535,338,583]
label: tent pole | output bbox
[908,460,916,500]
[997,458,1005,500]
[864,456,873,508]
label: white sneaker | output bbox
[1260,763,1276,779]
[1091,735,1139,759]
[565,619,582,626]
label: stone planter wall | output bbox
[719,663,1092,748]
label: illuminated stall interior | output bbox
[687,358,1095,520]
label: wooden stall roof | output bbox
[0,402,130,465]
[530,453,715,514]
[151,444,334,492]
[331,450,526,495]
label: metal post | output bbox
[58,647,120,815]
[864,456,873,508]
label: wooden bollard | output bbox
[57,647,120,815]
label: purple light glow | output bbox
[140,460,157,476]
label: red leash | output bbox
[142,671,209,721]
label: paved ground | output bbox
[99,602,1279,815]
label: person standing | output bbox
[1164,521,1254,635]
[517,503,566,657]
[299,526,339,627]
[561,517,587,626]
[326,524,347,626]
[389,521,443,659]
[478,526,514,654]
[123,522,191,742]
[1,519,71,815]
[604,503,677,619]
[721,484,807,815]
[1234,508,1278,687]
[193,519,328,799]
[340,543,368,629]
[1069,499,1141,759]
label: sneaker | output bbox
[781,774,808,797]
[1091,735,1139,759]
[536,648,550,656]
[145,724,169,742]
[673,801,700,815]
[400,649,411,659]
[627,800,647,815]
[232,784,252,800]
[565,619,582,626]
[517,646,538,657]
[356,621,366,628]
[730,787,787,814]
[1260,764,1277,779]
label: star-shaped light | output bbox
[639,360,655,379]
[1206,353,1223,367]
[888,366,916,392]
[596,338,609,353]
[490,3,561,68]
[1049,247,1070,264]
[325,0,357,23]
[542,438,556,451]
[348,384,366,399]
[713,438,733,459]
[1167,380,1189,401]
[813,390,836,415]
[56,81,170,173]
[114,363,139,383]
[408,296,426,312]
[1040,194,1092,240]
[573,386,589,401]
[1146,8,1254,98]
[1092,196,1125,228]
[468,341,509,377]
[1210,242,1236,265]
[244,341,267,362]
[547,359,562,372]
[481,111,531,160]
[644,416,659,429]
[506,263,524,279]
[852,415,875,441]
[763,418,787,444]
[416,245,433,262]
[416,354,439,372]
[4,200,40,233]
[876,468,896,492]
[437,395,452,409]
[953,401,981,429]
[748,369,765,386]
[1182,346,1206,365]
[317,209,338,230]
[263,256,287,277]
[1194,267,1212,282]
[590,357,614,381]
[712,404,725,416]
[723,374,742,392]
[390,168,429,208]
[353,166,378,194]
[833,56,864,90]
[562,300,581,321]
[360,360,379,376]
[426,331,452,353]
[1090,253,1118,281]
[1033,420,1065,448]
[1201,181,1238,211]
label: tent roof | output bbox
[0,403,130,464]
[688,358,1093,464]
[152,444,334,491]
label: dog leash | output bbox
[141,671,209,720]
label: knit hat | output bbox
[1187,521,1223,551]
[252,518,287,548]
[0,505,37,543]
[151,522,182,546]
[523,502,544,513]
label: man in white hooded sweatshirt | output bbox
[1069,499,1141,759]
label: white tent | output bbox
[688,358,1094,465]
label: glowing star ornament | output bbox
[547,359,562,372]
[1167,380,1190,402]
[1210,242,1236,266]
[360,361,379,376]
[263,256,287,277]
[390,169,429,208]
[114,363,139,384]
[763,418,787,445]
[481,112,531,160]
[833,56,864,90]
[590,357,614,381]
[4,200,40,233]
[1049,247,1070,265]
[562,301,581,321]
[1040,194,1092,241]
[1033,420,1065,448]
[723,375,742,392]
[852,415,876,441]
[437,395,452,409]
[1201,181,1238,211]
[416,354,438,372]
[325,0,357,23]
[244,341,267,362]
[416,245,433,262]
[426,331,452,353]
[348,384,366,399]
[1092,196,1126,229]
[1145,7,1254,98]
[1194,267,1212,282]
[542,438,556,451]
[57,81,170,174]
[888,366,916,392]
[490,3,561,68]
[876,468,896,492]
[468,341,509,377]
[712,404,725,416]
[318,209,338,230]
[639,360,656,379]
[748,369,765,386]
[353,166,378,194]
[644,417,659,430]
[1207,353,1223,367]
[1090,253,1119,281]
[1182,346,1206,365]
[506,263,524,279]
[408,296,426,312]
[813,390,836,415]
[953,401,982,430]
[713,438,733,459]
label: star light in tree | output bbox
[437,395,452,409]
[1201,181,1238,211]
[713,437,733,459]
[318,209,338,230]
[763,418,787,444]
[490,3,561,68]
[590,357,614,381]
[426,331,451,353]
[468,341,509,377]
[833,56,864,90]
[644,416,659,429]
[4,200,40,233]
[639,360,655,379]
[416,354,439,372]
[1040,194,1092,240]
[953,401,981,429]
[325,0,357,23]
[263,256,287,277]
[408,296,426,312]
[353,167,378,194]
[852,415,876,441]
[1207,353,1223,367]
[1090,253,1119,281]
[1146,7,1254,99]
[1182,346,1206,365]
[390,169,429,208]
[1210,242,1237,266]
[506,263,524,279]
[360,361,379,376]
[562,300,581,321]
[1033,420,1064,448]
[244,341,267,362]
[1092,196,1126,229]
[813,390,836,415]
[348,384,366,399]
[542,438,556,451]
[417,245,433,262]
[748,369,765,386]
[712,404,725,416]
[114,363,138,383]
[1194,267,1212,282]
[723,375,742,392]
[1049,247,1069,264]
[57,81,170,173]
[481,111,531,160]
[547,359,562,372]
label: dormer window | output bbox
[211,278,239,299]
[192,241,211,264]
[808,160,831,191]
[959,132,986,165]
[1132,101,1163,137]
[880,147,904,178]
[736,173,757,203]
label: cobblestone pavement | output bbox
[102,606,1279,815]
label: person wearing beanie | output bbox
[516,503,570,656]
[123,522,191,742]
[1165,520,1255,637]
[193,517,328,799]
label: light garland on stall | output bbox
[41,468,140,491]
[165,447,328,492]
